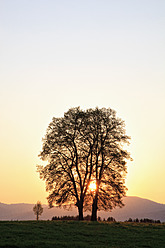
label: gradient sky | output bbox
[0,0,165,205]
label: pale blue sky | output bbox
[0,0,165,204]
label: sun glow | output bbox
[88,181,97,192]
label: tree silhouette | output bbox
[38,107,94,220]
[84,108,131,221]
[37,107,131,221]
[33,201,43,221]
[107,217,116,222]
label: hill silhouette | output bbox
[0,196,165,221]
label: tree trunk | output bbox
[91,195,98,221]
[76,198,84,221]
[78,205,84,220]
[37,213,39,221]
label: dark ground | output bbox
[0,221,165,248]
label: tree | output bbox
[37,107,131,221]
[33,201,43,221]
[37,107,94,220]
[82,108,131,221]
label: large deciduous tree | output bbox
[37,107,94,220]
[82,108,131,221]
[37,107,131,221]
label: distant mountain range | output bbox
[1,196,165,222]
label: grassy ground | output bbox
[0,221,165,248]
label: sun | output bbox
[88,181,97,192]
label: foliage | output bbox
[0,221,165,248]
[38,107,131,220]
[33,201,43,221]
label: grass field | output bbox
[0,221,165,248]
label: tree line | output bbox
[126,218,161,223]
[37,107,131,221]
[52,215,116,221]
[51,215,161,223]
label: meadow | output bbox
[0,220,165,248]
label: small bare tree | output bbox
[33,201,43,221]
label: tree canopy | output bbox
[37,107,131,220]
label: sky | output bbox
[0,0,165,205]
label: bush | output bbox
[107,217,116,222]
